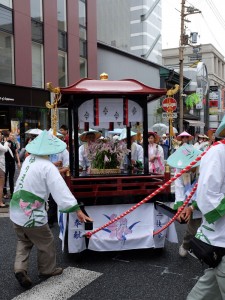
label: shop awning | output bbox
[184,119,205,127]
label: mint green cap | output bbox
[26,130,66,155]
[167,144,202,169]
[118,128,137,140]
[215,115,225,138]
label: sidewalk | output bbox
[0,205,9,216]
[0,196,10,215]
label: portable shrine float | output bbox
[50,75,178,253]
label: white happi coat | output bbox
[195,143,225,247]
[131,142,143,163]
[50,148,69,168]
[79,144,90,169]
[174,167,201,218]
[10,155,79,227]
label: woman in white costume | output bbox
[148,132,164,174]
[10,130,92,289]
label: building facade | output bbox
[0,0,97,146]
[97,0,162,64]
[162,44,225,130]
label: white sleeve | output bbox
[79,145,84,167]
[46,164,78,211]
[197,145,225,216]
[174,168,186,204]
[137,144,143,163]
[158,145,164,161]
[61,149,69,167]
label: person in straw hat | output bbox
[176,131,193,145]
[118,128,143,168]
[197,134,209,151]
[148,131,164,174]
[79,129,102,171]
[187,115,225,299]
[167,144,202,258]
[10,130,92,289]
[193,134,204,149]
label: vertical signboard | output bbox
[196,87,203,109]
[209,86,219,115]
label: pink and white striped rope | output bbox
[85,140,225,238]
[153,181,198,236]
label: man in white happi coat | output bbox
[78,129,102,170]
[187,116,225,299]
[167,144,202,258]
[10,130,92,289]
[119,128,143,168]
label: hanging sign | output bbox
[162,112,178,119]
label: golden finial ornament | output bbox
[166,84,179,96]
[46,82,61,136]
[100,72,108,80]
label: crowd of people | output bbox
[2,121,225,298]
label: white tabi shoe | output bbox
[179,244,188,257]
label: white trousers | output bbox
[187,256,225,300]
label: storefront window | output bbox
[0,106,50,148]
[32,42,43,88]
[58,50,67,86]
[30,0,43,22]
[0,0,12,8]
[0,31,14,83]
[14,107,49,148]
[57,0,67,31]
[0,107,9,129]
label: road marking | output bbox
[12,267,102,300]
[148,264,198,279]
[161,266,182,276]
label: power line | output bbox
[199,13,225,55]
[185,0,225,55]
[206,0,225,29]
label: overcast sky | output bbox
[161,0,225,57]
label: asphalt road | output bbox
[0,214,205,300]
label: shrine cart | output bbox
[56,77,178,253]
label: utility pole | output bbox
[179,0,185,132]
[179,1,201,132]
